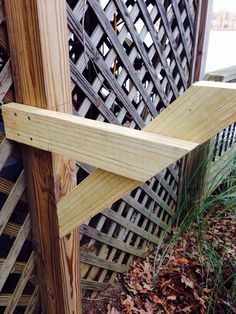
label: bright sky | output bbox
[213,0,236,12]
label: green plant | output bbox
[151,145,236,313]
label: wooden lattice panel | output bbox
[0,2,39,312]
[66,0,198,296]
[213,122,236,159]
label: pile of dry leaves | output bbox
[83,205,236,314]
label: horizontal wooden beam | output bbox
[205,65,236,82]
[57,81,236,236]
[2,103,198,181]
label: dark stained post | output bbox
[190,0,214,83]
[4,1,81,313]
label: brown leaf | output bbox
[142,282,153,291]
[176,257,191,265]
[181,305,193,313]
[160,279,171,289]
[149,293,163,305]
[144,300,158,313]
[167,295,177,301]
[106,304,122,314]
[181,275,194,289]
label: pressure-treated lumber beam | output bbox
[4,1,81,313]
[57,81,236,237]
[3,103,198,182]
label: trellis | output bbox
[67,0,198,296]
[0,0,217,311]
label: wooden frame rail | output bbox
[3,103,198,182]
[3,81,236,238]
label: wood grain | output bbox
[58,82,236,236]
[3,103,198,181]
[4,0,81,313]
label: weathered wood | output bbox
[0,177,13,195]
[190,0,213,82]
[57,82,236,236]
[205,66,236,83]
[153,0,187,89]
[80,224,146,258]
[4,253,35,314]
[136,0,179,98]
[0,137,13,173]
[0,60,12,102]
[3,222,27,239]
[70,62,122,126]
[115,0,169,107]
[141,183,174,216]
[0,294,31,307]
[207,144,236,191]
[0,214,31,291]
[0,0,4,23]
[81,279,109,291]
[0,258,27,274]
[0,177,27,203]
[25,286,40,314]
[123,195,167,229]
[67,6,145,128]
[0,171,25,236]
[3,102,197,181]
[4,0,80,313]
[80,252,128,273]
[102,208,160,244]
[85,1,160,117]
[183,0,194,35]
[171,0,191,64]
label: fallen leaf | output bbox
[176,257,191,265]
[181,275,194,289]
[144,300,158,313]
[106,304,121,314]
[181,305,193,313]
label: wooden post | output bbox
[190,0,214,83]
[181,0,214,211]
[4,1,81,313]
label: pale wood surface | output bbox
[3,103,197,181]
[4,0,80,312]
[57,82,236,236]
